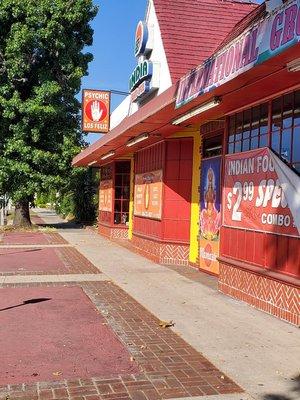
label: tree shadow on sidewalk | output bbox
[36,221,83,230]
[263,375,300,400]
[0,298,51,312]
[33,209,96,230]
[0,248,42,256]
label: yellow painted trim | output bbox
[170,126,200,139]
[189,131,201,264]
[128,157,134,240]
[116,154,133,160]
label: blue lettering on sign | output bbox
[129,61,153,92]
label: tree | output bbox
[55,167,99,223]
[0,0,97,226]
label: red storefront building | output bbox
[73,0,300,325]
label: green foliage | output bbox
[0,0,98,204]
[56,167,99,223]
[35,191,56,207]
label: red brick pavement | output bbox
[0,231,68,245]
[31,214,46,225]
[0,281,243,400]
[0,247,100,275]
[0,286,138,386]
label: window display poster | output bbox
[199,157,222,275]
[99,179,113,212]
[223,147,300,238]
[134,170,163,220]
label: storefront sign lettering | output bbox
[129,60,152,92]
[223,148,300,238]
[270,2,300,50]
[129,61,152,92]
[134,170,163,220]
[176,0,300,108]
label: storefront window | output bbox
[260,103,268,135]
[114,161,130,225]
[228,103,268,154]
[227,89,300,173]
[282,93,293,129]
[271,90,300,170]
[293,126,300,173]
[203,134,222,158]
[272,97,281,131]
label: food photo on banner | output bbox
[223,147,300,238]
[134,170,163,220]
[99,179,113,212]
[199,157,222,275]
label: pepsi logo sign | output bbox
[134,21,148,57]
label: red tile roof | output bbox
[216,2,266,51]
[153,0,258,82]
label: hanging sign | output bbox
[199,157,222,275]
[176,0,300,108]
[134,170,163,220]
[82,89,110,133]
[223,147,300,238]
[99,179,113,212]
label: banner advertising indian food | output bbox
[199,157,222,275]
[82,89,110,133]
[134,170,163,219]
[99,179,113,212]
[223,147,300,238]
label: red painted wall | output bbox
[134,138,193,243]
[134,142,165,239]
[99,210,112,225]
[163,139,193,242]
[220,227,300,278]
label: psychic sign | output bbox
[223,148,300,238]
[134,170,163,220]
[82,89,110,133]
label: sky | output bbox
[81,0,148,143]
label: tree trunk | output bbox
[13,199,31,227]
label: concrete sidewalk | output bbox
[35,209,300,400]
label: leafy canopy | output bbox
[0,0,97,202]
